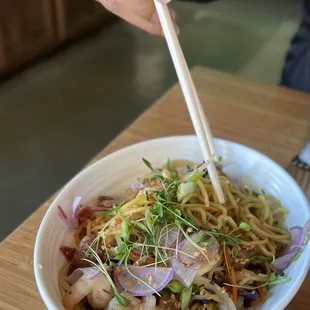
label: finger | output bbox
[156,0,173,3]
[110,8,164,36]
[150,9,179,36]
[132,15,164,35]
[96,0,133,11]
[151,8,176,24]
[96,0,120,11]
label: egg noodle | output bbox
[59,159,302,310]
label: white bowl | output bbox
[34,136,310,310]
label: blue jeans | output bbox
[281,0,310,93]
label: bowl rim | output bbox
[34,135,310,310]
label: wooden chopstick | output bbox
[154,1,225,204]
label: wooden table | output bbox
[1,67,309,310]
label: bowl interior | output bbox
[34,136,310,310]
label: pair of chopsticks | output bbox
[154,1,225,204]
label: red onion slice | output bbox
[159,226,183,249]
[114,266,173,296]
[282,226,304,255]
[171,259,200,287]
[177,232,219,267]
[271,218,310,272]
[57,196,82,229]
[66,267,101,285]
[171,232,219,287]
[72,196,83,219]
[131,180,143,191]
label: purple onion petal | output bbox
[66,267,101,285]
[271,247,302,272]
[58,196,83,229]
[159,226,182,249]
[282,226,304,255]
[171,232,219,287]
[239,291,258,300]
[171,259,200,287]
[57,206,78,229]
[177,232,219,267]
[114,270,125,292]
[131,180,142,191]
[58,205,69,222]
[72,196,83,222]
[114,266,173,296]
[271,217,310,272]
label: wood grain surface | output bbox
[0,67,309,310]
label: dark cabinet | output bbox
[0,0,115,73]
[0,0,57,72]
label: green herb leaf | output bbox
[145,209,153,233]
[292,249,303,262]
[146,190,150,201]
[239,222,251,232]
[188,171,204,182]
[101,201,123,217]
[177,182,197,202]
[224,272,291,290]
[167,158,172,172]
[252,191,260,198]
[134,221,150,234]
[217,156,223,169]
[153,202,164,218]
[121,219,130,241]
[269,272,277,282]
[209,229,241,247]
[102,289,113,296]
[167,280,185,294]
[114,237,130,262]
[180,284,193,310]
[196,231,215,247]
[142,158,154,172]
[269,278,291,286]
[144,174,165,183]
[113,288,128,307]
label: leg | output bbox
[280,0,310,93]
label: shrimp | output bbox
[87,274,113,309]
[63,274,112,310]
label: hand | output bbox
[97,0,177,36]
